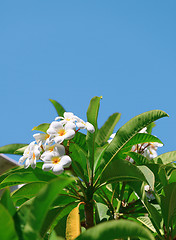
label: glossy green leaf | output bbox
[128,181,162,235]
[23,176,73,240]
[49,99,66,117]
[72,132,87,151]
[0,167,57,190]
[76,219,155,240]
[96,110,168,184]
[0,203,19,240]
[127,152,150,165]
[86,96,102,178]
[69,143,88,182]
[147,122,156,134]
[32,123,50,133]
[94,145,108,172]
[123,133,163,149]
[95,202,110,223]
[40,202,77,238]
[95,112,121,146]
[137,216,156,233]
[153,151,176,164]
[100,157,146,185]
[49,231,64,240]
[0,143,28,155]
[161,182,176,230]
[15,146,28,155]
[12,182,47,203]
[169,169,176,183]
[1,188,16,216]
[138,166,155,190]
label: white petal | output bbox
[47,128,57,135]
[19,156,25,164]
[42,163,53,171]
[64,112,74,119]
[31,159,36,169]
[41,151,53,161]
[76,122,86,129]
[24,159,30,169]
[50,121,63,130]
[54,144,65,156]
[65,122,76,130]
[55,116,64,121]
[64,129,75,140]
[53,164,64,175]
[86,122,95,133]
[60,155,72,168]
[54,136,64,144]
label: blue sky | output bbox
[0,1,176,162]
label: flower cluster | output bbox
[19,112,95,174]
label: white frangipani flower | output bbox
[47,121,75,144]
[143,142,163,160]
[55,112,77,127]
[19,141,41,169]
[41,144,71,175]
[76,118,95,133]
[33,132,50,146]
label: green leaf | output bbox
[32,123,50,133]
[75,219,155,240]
[72,132,87,151]
[23,176,73,240]
[1,188,16,216]
[128,181,162,235]
[95,202,111,223]
[100,157,146,185]
[94,145,108,173]
[49,231,65,240]
[95,112,121,146]
[41,202,77,238]
[169,169,176,184]
[138,166,155,190]
[153,151,176,164]
[96,110,168,184]
[0,203,19,240]
[137,216,156,233]
[147,122,156,134]
[127,152,150,165]
[0,167,57,190]
[123,133,163,149]
[49,99,66,117]
[15,146,28,155]
[69,144,89,183]
[0,143,28,155]
[161,182,176,230]
[86,96,102,179]
[12,182,47,203]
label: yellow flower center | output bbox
[45,134,49,140]
[32,152,35,159]
[58,129,66,136]
[66,118,70,121]
[52,156,61,164]
[49,146,54,152]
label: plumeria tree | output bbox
[0,96,176,240]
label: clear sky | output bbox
[0,1,176,162]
